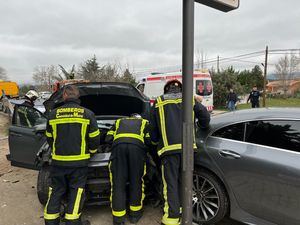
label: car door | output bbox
[206,120,300,225]
[8,104,48,170]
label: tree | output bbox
[54,65,76,81]
[237,65,264,93]
[0,67,8,80]
[32,65,59,91]
[120,68,136,85]
[211,66,243,108]
[275,53,300,96]
[79,55,101,81]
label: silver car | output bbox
[193,108,300,225]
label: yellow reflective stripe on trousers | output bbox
[157,97,168,147]
[45,131,52,137]
[52,154,90,161]
[89,129,100,138]
[161,165,179,225]
[114,133,144,143]
[52,124,57,155]
[112,210,126,217]
[44,187,60,220]
[65,188,83,220]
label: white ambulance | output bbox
[137,70,214,111]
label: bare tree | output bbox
[0,67,8,80]
[275,53,300,96]
[56,65,76,81]
[32,65,59,91]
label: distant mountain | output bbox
[267,72,300,80]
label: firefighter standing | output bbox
[150,80,210,225]
[17,90,39,127]
[105,114,151,225]
[44,85,100,225]
[23,90,39,107]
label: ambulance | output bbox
[137,70,214,111]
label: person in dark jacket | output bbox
[247,86,261,108]
[150,80,210,225]
[105,114,151,225]
[44,85,100,225]
[227,88,238,111]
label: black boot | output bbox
[113,222,124,225]
[129,213,143,224]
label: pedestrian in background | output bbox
[227,88,238,111]
[247,86,261,108]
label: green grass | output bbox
[237,98,300,110]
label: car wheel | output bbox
[192,168,228,225]
[37,165,51,205]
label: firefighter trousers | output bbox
[44,166,88,225]
[161,154,182,225]
[109,143,147,223]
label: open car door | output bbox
[8,104,47,170]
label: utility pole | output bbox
[182,0,194,224]
[263,46,268,107]
[217,55,220,73]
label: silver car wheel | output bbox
[192,173,220,223]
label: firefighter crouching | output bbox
[105,113,151,225]
[150,80,210,225]
[44,85,100,225]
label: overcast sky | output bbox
[0,0,300,83]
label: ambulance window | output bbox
[196,80,212,96]
[137,84,145,93]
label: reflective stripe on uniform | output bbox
[158,143,197,156]
[89,149,97,154]
[45,131,52,137]
[107,130,114,136]
[161,165,179,225]
[89,129,100,138]
[112,210,126,217]
[157,97,168,147]
[155,99,182,108]
[49,118,91,161]
[44,187,60,220]
[114,133,144,143]
[52,154,90,161]
[65,188,83,220]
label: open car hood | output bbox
[44,82,150,119]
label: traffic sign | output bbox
[195,0,240,12]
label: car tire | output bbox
[37,165,51,205]
[192,168,229,225]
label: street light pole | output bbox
[182,0,195,224]
[263,46,268,107]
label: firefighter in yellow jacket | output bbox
[150,80,210,225]
[44,85,100,225]
[105,114,151,225]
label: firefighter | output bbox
[105,113,151,225]
[17,90,39,127]
[44,85,100,225]
[23,90,39,107]
[150,80,210,225]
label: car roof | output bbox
[210,108,300,130]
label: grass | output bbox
[237,98,300,110]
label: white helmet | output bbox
[131,113,142,119]
[25,90,39,101]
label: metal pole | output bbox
[263,46,268,107]
[217,55,220,73]
[182,0,194,224]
